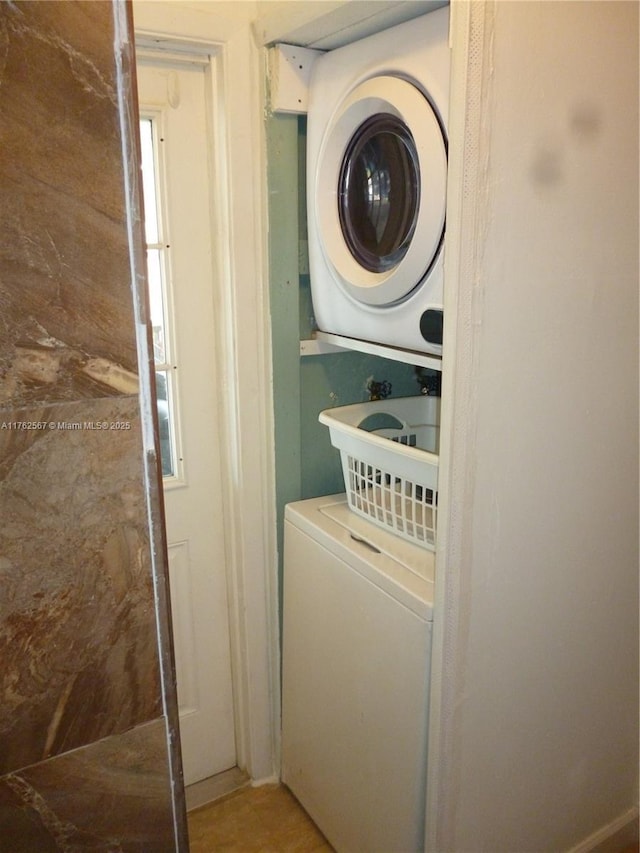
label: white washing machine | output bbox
[307,6,450,356]
[282,494,434,852]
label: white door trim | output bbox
[133,7,277,784]
[425,2,494,849]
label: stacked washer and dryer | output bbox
[282,6,450,852]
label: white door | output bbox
[137,58,236,786]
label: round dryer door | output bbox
[316,76,447,307]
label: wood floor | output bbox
[187,782,334,852]
[187,781,639,853]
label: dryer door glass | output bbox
[338,114,420,274]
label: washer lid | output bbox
[316,76,447,307]
[284,494,434,619]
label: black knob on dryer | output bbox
[419,309,443,347]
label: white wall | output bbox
[432,2,639,850]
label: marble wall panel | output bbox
[0,396,161,776]
[0,1,139,407]
[0,1,185,846]
[0,719,176,852]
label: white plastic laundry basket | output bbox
[319,395,440,550]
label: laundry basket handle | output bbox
[357,411,411,435]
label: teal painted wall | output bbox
[268,114,301,519]
[267,114,435,590]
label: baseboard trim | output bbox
[185,766,250,812]
[567,807,639,853]
[250,774,280,788]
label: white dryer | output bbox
[307,6,450,355]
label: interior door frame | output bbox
[133,10,278,784]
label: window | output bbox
[139,116,179,478]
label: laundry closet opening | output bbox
[132,0,443,814]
